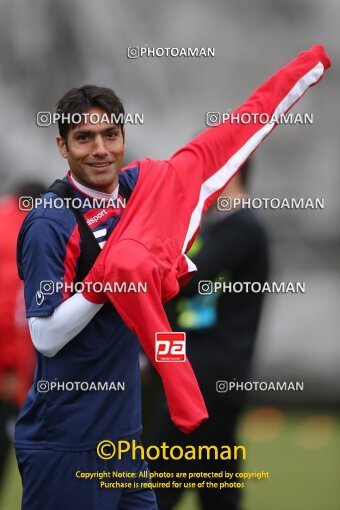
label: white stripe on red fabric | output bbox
[181,61,325,253]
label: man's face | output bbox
[56,107,125,194]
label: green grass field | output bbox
[1,407,339,510]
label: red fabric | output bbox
[0,196,34,406]
[83,45,331,432]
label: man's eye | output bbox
[107,130,118,138]
[77,135,88,142]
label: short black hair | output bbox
[56,85,125,141]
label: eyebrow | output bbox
[73,126,120,137]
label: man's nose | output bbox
[92,135,108,157]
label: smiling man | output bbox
[15,86,158,510]
[15,45,331,510]
[57,109,124,193]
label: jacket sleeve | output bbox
[168,45,331,252]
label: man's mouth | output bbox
[86,161,114,169]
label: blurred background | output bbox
[0,0,339,509]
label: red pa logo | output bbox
[155,332,186,362]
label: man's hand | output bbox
[82,264,109,304]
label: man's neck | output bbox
[69,172,119,200]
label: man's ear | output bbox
[122,127,126,148]
[56,136,68,159]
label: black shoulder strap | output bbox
[117,177,131,202]
[47,179,101,282]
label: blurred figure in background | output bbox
[144,158,269,510]
[0,181,46,489]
